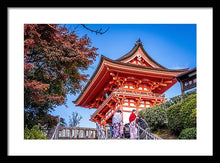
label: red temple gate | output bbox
[74,39,188,126]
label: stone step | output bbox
[58,137,97,140]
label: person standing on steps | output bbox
[107,123,113,138]
[129,109,138,139]
[123,123,130,139]
[112,109,123,138]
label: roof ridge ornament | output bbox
[136,38,142,45]
[137,54,142,61]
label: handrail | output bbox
[59,127,96,139]
[51,122,60,140]
[136,118,161,140]
[96,122,106,139]
[136,123,160,140]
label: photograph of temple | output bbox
[23,24,197,141]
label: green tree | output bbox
[179,127,196,139]
[166,93,197,135]
[180,95,196,128]
[24,125,47,139]
[169,95,182,105]
[144,105,167,131]
[167,102,183,135]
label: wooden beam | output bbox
[164,80,173,84]
[97,113,105,119]
[159,83,167,86]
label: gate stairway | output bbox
[48,117,161,140]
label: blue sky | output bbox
[50,24,196,128]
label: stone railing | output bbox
[52,123,161,140]
[58,127,97,139]
[136,117,162,140]
[137,124,161,140]
[96,122,106,139]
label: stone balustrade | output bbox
[58,127,111,139]
[58,127,98,139]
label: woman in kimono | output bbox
[112,109,122,138]
[129,109,138,139]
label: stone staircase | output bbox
[48,117,161,140]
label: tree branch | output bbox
[81,24,109,35]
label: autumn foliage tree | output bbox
[24,24,98,129]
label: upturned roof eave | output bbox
[74,55,189,105]
[73,55,106,105]
[175,67,196,79]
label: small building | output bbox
[175,67,196,95]
[74,39,188,126]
